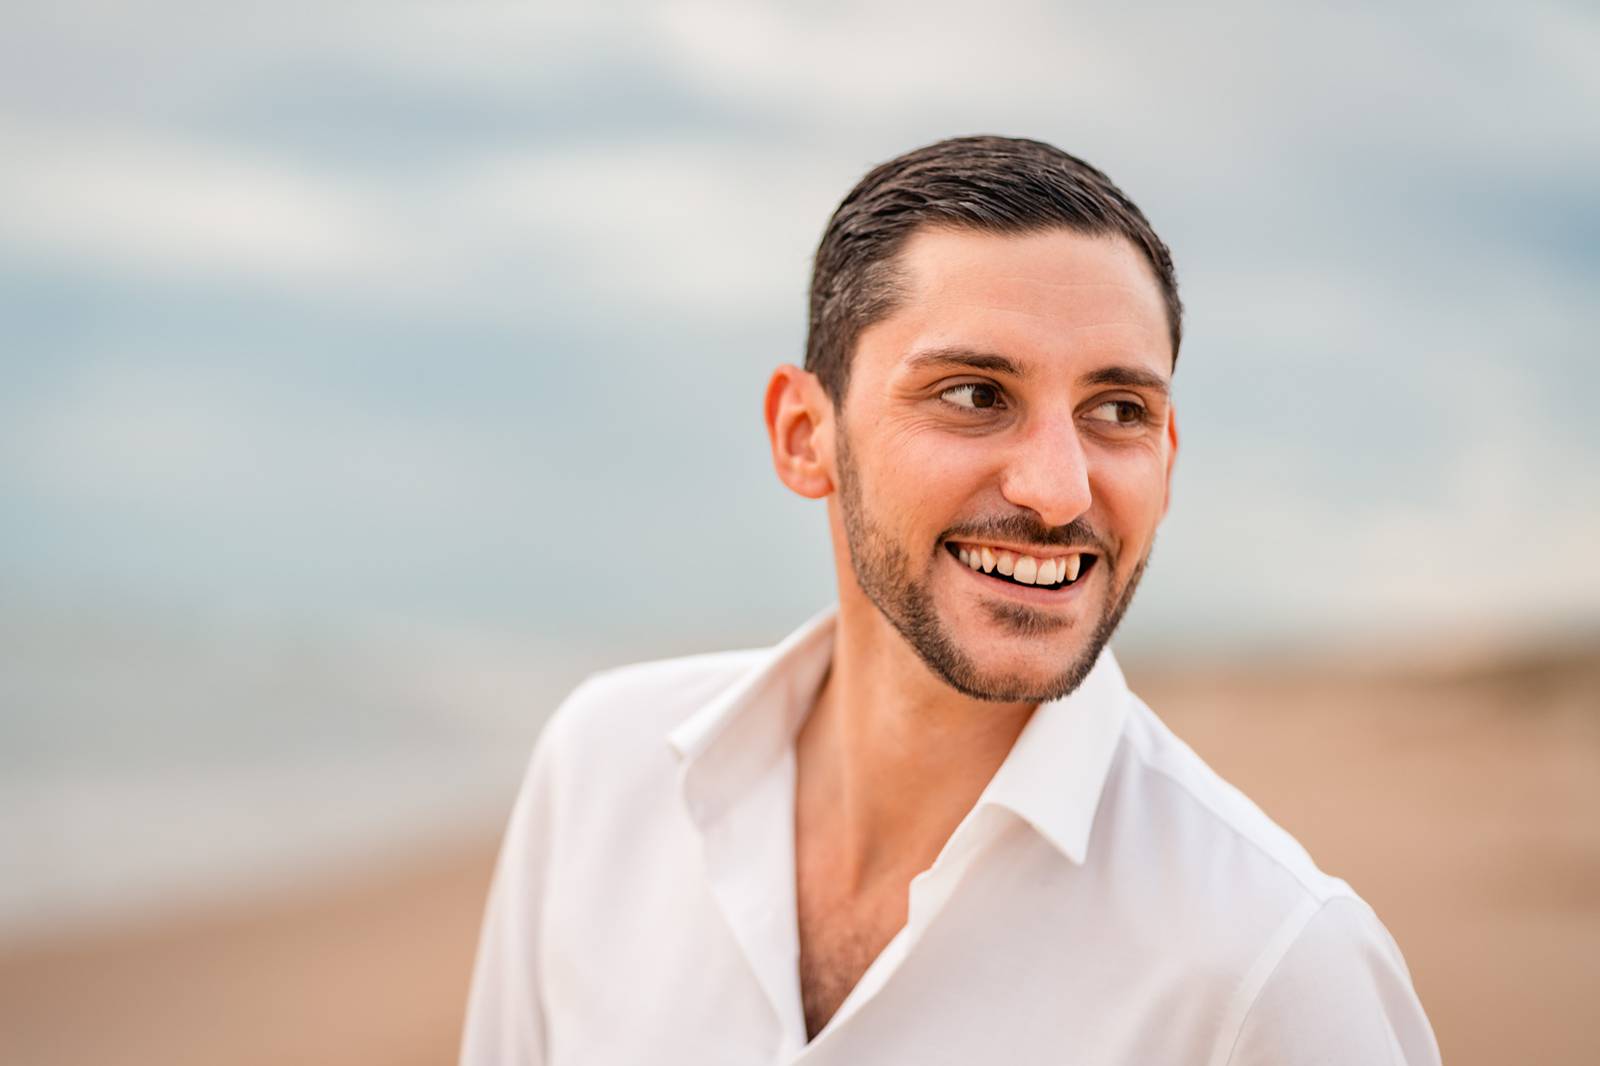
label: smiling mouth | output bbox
[944,541,1098,590]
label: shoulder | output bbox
[1224,894,1441,1064]
[1112,692,1354,906]
[1100,694,1438,1064]
[530,645,766,785]
[553,646,766,733]
[494,645,768,852]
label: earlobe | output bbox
[764,365,834,500]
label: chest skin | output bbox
[794,831,926,1040]
[787,668,1022,1041]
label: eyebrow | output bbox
[1080,365,1170,397]
[903,346,1024,377]
[905,347,1171,397]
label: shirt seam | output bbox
[1123,702,1348,903]
[1208,895,1330,1066]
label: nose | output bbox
[998,413,1093,529]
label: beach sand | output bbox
[0,839,500,1066]
[3,641,1596,1065]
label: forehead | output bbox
[861,225,1172,379]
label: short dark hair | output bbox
[804,135,1182,405]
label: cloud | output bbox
[0,122,399,286]
[1,0,1595,639]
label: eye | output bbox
[940,382,1005,410]
[1085,399,1148,426]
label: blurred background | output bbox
[2,2,1596,1064]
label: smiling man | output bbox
[461,136,1440,1064]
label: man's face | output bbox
[828,225,1177,702]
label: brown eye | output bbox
[940,383,1005,411]
[1086,399,1148,426]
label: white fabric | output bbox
[461,607,1440,1065]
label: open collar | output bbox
[973,644,1131,865]
[668,604,1130,866]
[667,605,836,831]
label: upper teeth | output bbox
[955,544,1084,586]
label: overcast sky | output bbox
[3,1,1597,653]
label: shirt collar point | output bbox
[977,646,1131,866]
[666,605,838,762]
[668,606,839,829]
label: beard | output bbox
[835,423,1149,703]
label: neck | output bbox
[795,595,1037,889]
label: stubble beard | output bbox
[835,424,1149,704]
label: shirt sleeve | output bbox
[1225,895,1442,1066]
[458,704,570,1066]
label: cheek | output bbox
[879,430,995,518]
[1090,451,1169,546]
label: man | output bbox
[461,136,1440,1064]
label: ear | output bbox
[764,364,835,499]
[1161,405,1179,518]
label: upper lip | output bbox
[944,538,1097,558]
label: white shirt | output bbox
[461,607,1440,1065]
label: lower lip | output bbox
[945,547,1094,606]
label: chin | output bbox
[922,609,1103,704]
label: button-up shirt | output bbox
[461,607,1440,1064]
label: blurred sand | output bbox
[2,640,1596,1066]
[0,840,500,1066]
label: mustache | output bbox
[939,514,1112,555]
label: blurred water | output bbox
[0,604,607,940]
